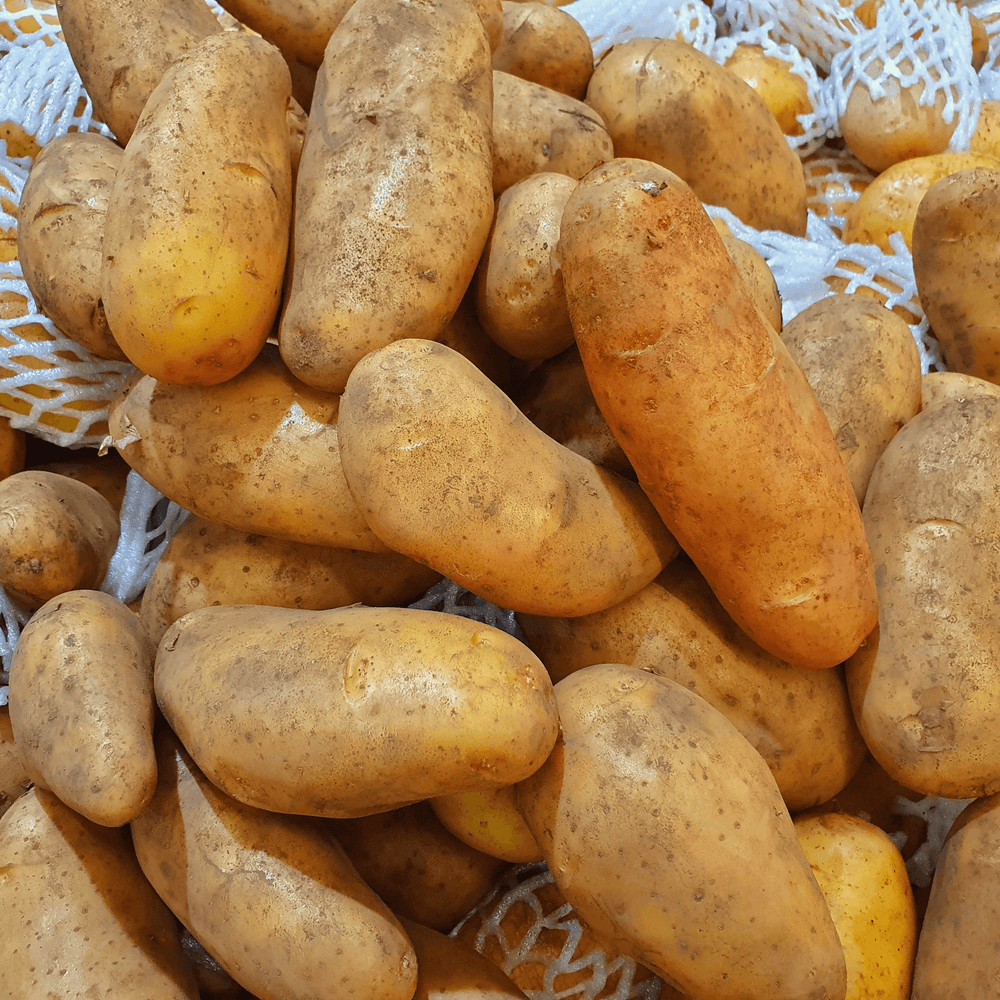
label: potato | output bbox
[921,369,1000,411]
[131,728,418,1000]
[57,0,223,143]
[492,1,593,99]
[16,132,127,361]
[438,291,516,393]
[780,294,923,505]
[842,150,1000,254]
[0,786,200,999]
[430,784,543,863]
[912,166,1000,382]
[846,388,1000,798]
[517,558,868,813]
[557,158,877,669]
[9,590,157,827]
[969,99,1000,158]
[586,39,808,235]
[721,232,783,332]
[723,43,813,137]
[337,339,679,617]
[492,70,613,195]
[101,32,293,386]
[139,515,442,645]
[107,345,387,552]
[474,171,576,361]
[911,794,1000,1000]
[278,0,494,395]
[794,813,918,1000]
[34,449,132,512]
[0,415,25,482]
[328,800,509,931]
[155,604,560,817]
[0,707,31,821]
[0,470,119,609]
[516,664,847,1000]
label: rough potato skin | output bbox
[279,0,494,394]
[558,159,877,669]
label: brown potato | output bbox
[492,70,613,195]
[557,158,877,669]
[586,39,808,234]
[0,786,200,998]
[0,469,120,609]
[0,415,25,482]
[492,1,593,99]
[278,0,494,395]
[9,590,156,827]
[328,800,509,932]
[155,604,560,817]
[33,449,132,513]
[517,558,867,812]
[516,664,848,1000]
[131,728,418,1000]
[721,232,783,332]
[337,339,679,617]
[16,132,127,361]
[780,294,923,505]
[0,707,31,821]
[107,345,387,552]
[140,515,442,645]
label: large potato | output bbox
[278,0,494,394]
[516,664,847,1000]
[155,604,560,817]
[101,32,293,385]
[337,339,679,617]
[558,159,877,669]
[586,39,807,235]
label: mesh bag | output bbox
[802,145,876,235]
[565,0,717,57]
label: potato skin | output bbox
[155,604,560,817]
[278,0,494,394]
[0,708,31,821]
[16,132,127,361]
[9,590,157,827]
[516,664,847,1000]
[586,39,807,235]
[101,32,293,386]
[558,159,877,669]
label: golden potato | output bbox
[969,99,1000,158]
[337,339,679,617]
[0,707,31,821]
[0,415,25,482]
[101,32,293,385]
[430,784,543,863]
[0,470,119,609]
[9,590,156,827]
[721,232,783,332]
[516,664,847,1000]
[33,449,132,512]
[586,39,808,234]
[155,604,560,817]
[724,43,813,136]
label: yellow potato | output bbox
[721,232,783,332]
[0,707,31,821]
[794,812,918,1000]
[0,415,25,482]
[724,43,813,136]
[969,99,1000,158]
[102,32,292,386]
[430,784,543,863]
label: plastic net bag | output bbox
[565,0,717,58]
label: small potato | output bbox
[586,39,808,235]
[724,43,813,136]
[139,515,443,645]
[0,415,25,482]
[430,784,543,863]
[492,1,593,99]
[131,728,418,1000]
[474,171,577,361]
[0,708,31,821]
[721,232,783,332]
[0,470,119,609]
[780,295,923,505]
[492,70,613,195]
[155,604,560,817]
[842,150,1000,253]
[438,292,516,393]
[0,787,200,999]
[9,590,157,827]
[794,812,918,1000]
[912,166,1000,382]
[337,339,679,617]
[16,132,127,361]
[328,800,509,932]
[33,449,132,512]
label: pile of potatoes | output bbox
[3,0,1000,997]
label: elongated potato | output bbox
[131,728,418,1000]
[430,783,543,863]
[558,159,877,669]
[516,664,847,1000]
[9,590,157,827]
[278,0,494,394]
[101,32,293,386]
[0,787,200,999]
[338,339,679,617]
[108,345,387,552]
[586,39,807,235]
[155,604,560,817]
